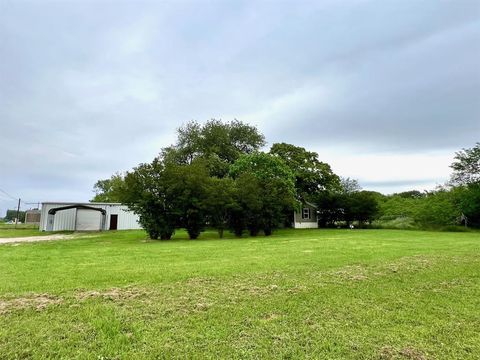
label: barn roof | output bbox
[48,204,107,215]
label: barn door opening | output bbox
[76,209,103,231]
[109,214,118,230]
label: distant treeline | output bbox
[2,210,26,223]
[92,120,480,239]
[318,186,480,231]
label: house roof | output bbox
[42,202,122,205]
[304,201,318,208]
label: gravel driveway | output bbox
[0,234,81,245]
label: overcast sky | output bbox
[1,0,479,215]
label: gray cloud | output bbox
[0,0,479,214]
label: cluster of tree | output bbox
[93,121,479,237]
[376,185,480,229]
[3,210,26,223]
[93,120,345,239]
[315,182,381,228]
[376,143,480,229]
[93,120,342,239]
[119,152,298,240]
[312,143,480,230]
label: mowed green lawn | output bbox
[0,229,479,359]
[0,223,48,238]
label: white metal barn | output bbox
[39,202,142,231]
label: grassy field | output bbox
[0,228,479,359]
[0,223,73,238]
[0,223,46,238]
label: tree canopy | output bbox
[162,119,266,177]
[92,172,125,202]
[113,121,298,239]
[4,210,26,222]
[162,160,212,239]
[270,143,340,200]
[92,121,480,236]
[450,142,480,186]
[340,177,361,194]
[230,152,297,235]
[122,159,178,240]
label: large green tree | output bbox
[270,143,340,200]
[316,191,344,227]
[204,177,238,238]
[234,173,263,236]
[415,190,461,227]
[122,160,177,240]
[377,195,422,220]
[348,191,380,226]
[91,172,126,202]
[230,152,297,235]
[316,180,380,227]
[162,160,212,239]
[122,158,215,240]
[93,119,266,239]
[162,119,266,177]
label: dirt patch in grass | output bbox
[417,278,469,293]
[384,255,434,274]
[379,345,426,360]
[235,283,281,295]
[305,255,447,286]
[174,256,444,302]
[2,255,453,317]
[75,286,151,302]
[181,274,291,297]
[193,302,213,312]
[400,347,427,360]
[286,285,307,294]
[0,294,62,314]
[330,255,438,282]
[333,265,369,281]
[261,313,282,322]
[185,276,217,287]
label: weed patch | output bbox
[75,286,151,302]
[0,294,62,314]
[379,345,426,360]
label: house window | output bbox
[302,208,311,220]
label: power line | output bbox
[0,188,18,201]
[23,201,41,209]
[0,188,41,210]
[0,188,40,204]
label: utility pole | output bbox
[15,198,20,228]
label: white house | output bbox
[293,201,319,228]
[39,202,142,231]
